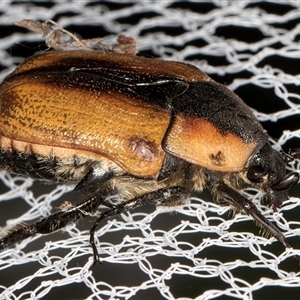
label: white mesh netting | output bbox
[0,1,300,299]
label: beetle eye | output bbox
[247,166,267,183]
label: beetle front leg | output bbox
[216,182,300,263]
[0,193,106,251]
[89,186,191,266]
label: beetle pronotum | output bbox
[0,19,299,266]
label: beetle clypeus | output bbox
[0,19,299,266]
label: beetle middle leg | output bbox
[216,182,300,263]
[89,186,191,266]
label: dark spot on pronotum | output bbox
[210,151,225,166]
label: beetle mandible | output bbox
[0,19,299,266]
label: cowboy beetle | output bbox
[0,20,299,265]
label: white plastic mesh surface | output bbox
[0,1,300,299]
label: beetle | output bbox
[0,20,299,266]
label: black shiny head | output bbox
[246,143,298,209]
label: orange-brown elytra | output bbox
[0,19,299,266]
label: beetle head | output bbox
[246,143,299,209]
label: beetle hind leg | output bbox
[0,191,107,251]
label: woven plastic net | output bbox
[0,1,300,299]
